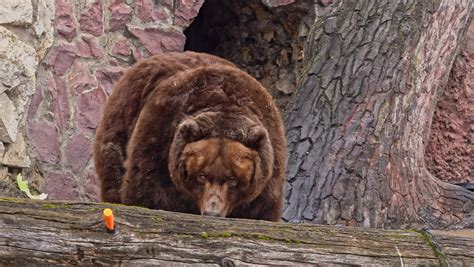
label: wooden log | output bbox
[0,197,472,266]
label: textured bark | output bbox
[283,0,474,228]
[1,198,473,266]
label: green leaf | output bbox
[16,174,48,200]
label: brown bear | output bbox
[93,51,286,221]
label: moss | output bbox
[200,232,209,239]
[219,231,233,238]
[0,197,26,203]
[152,216,164,222]
[88,207,100,212]
[42,204,60,208]
[415,230,448,267]
[255,234,270,241]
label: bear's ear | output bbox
[247,125,269,149]
[176,118,201,142]
[247,125,274,166]
[246,125,274,188]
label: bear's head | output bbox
[168,113,274,217]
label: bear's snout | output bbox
[202,194,225,217]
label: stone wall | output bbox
[0,0,55,189]
[24,0,204,201]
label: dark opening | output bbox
[184,0,238,53]
[184,0,315,110]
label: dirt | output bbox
[425,22,474,183]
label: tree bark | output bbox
[283,0,474,228]
[0,197,473,266]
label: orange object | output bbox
[103,208,115,231]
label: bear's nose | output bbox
[202,195,224,217]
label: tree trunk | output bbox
[1,197,473,266]
[283,0,473,228]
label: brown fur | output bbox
[93,51,286,221]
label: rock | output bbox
[0,60,23,94]
[27,119,61,164]
[0,27,38,146]
[0,0,33,26]
[174,0,204,27]
[132,46,144,62]
[65,134,91,172]
[0,94,18,143]
[83,36,104,59]
[35,0,55,59]
[76,36,104,59]
[0,165,7,180]
[55,0,76,42]
[95,67,124,95]
[76,38,92,57]
[27,85,43,119]
[0,27,37,78]
[0,142,4,161]
[44,43,77,75]
[69,62,98,95]
[136,0,169,23]
[108,2,132,32]
[76,88,107,132]
[110,38,130,57]
[261,0,296,8]
[128,26,185,54]
[1,134,31,168]
[43,171,79,200]
[79,0,103,37]
[84,170,100,201]
[48,76,71,132]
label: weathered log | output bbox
[0,197,472,266]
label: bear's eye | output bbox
[197,174,206,184]
[227,177,238,187]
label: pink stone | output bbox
[65,133,91,172]
[108,2,132,32]
[77,87,107,132]
[83,36,104,59]
[69,62,98,94]
[48,76,71,132]
[132,46,144,62]
[162,0,173,8]
[108,59,119,66]
[136,0,169,22]
[76,38,92,57]
[174,0,204,27]
[84,170,100,201]
[79,0,103,36]
[27,84,43,119]
[55,0,76,42]
[128,26,185,54]
[261,0,296,7]
[44,43,77,75]
[96,67,124,95]
[111,38,130,56]
[27,119,61,164]
[43,171,80,200]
